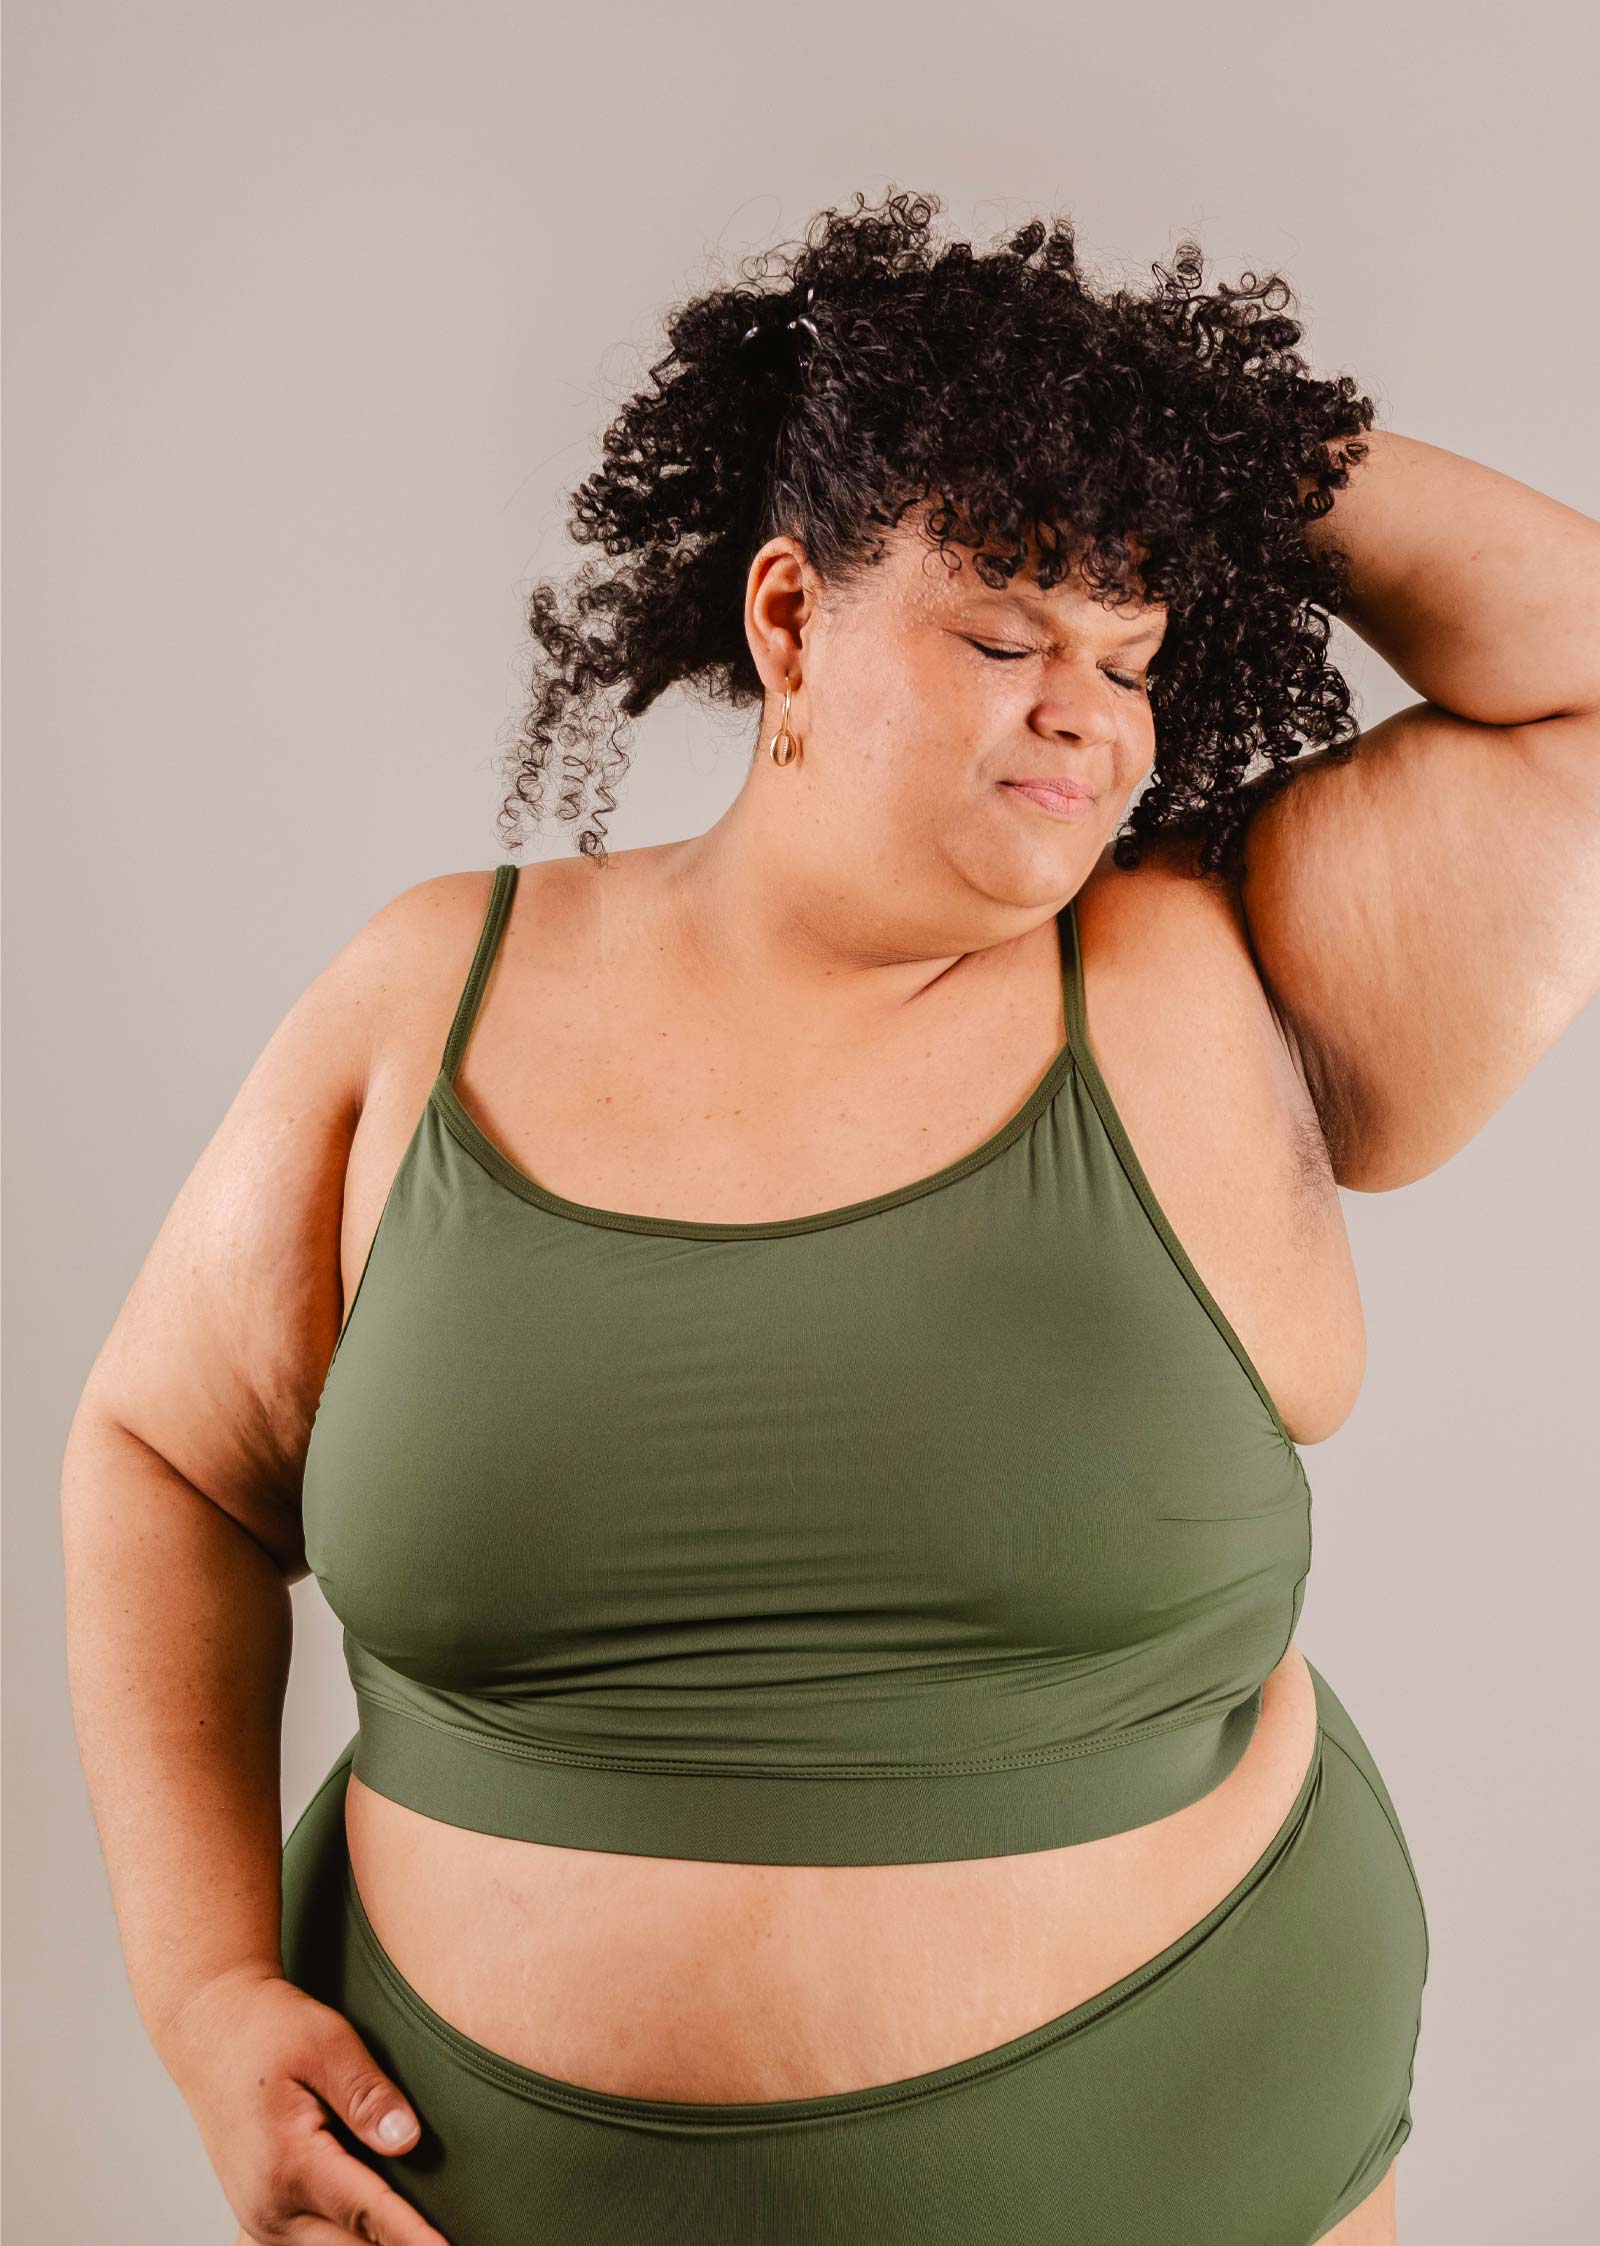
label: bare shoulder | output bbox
[1075,827,1336,1187]
[349,853,595,1058]
[1073,826,1313,1093]
[66,858,577,1580]
[344,858,554,1014]
[1072,827,1363,1438]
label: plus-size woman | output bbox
[63,193,1599,2246]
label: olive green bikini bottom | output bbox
[280,1659,1428,2246]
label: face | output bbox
[744,511,1167,914]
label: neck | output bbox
[650,794,983,1037]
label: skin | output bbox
[63,432,1599,2246]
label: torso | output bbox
[337,838,1365,2101]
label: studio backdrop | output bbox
[7,4,1597,2242]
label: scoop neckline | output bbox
[428,904,1079,1242]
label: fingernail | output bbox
[377,2108,415,2147]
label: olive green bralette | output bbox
[303,863,1310,1867]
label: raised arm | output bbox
[1236,429,1600,1189]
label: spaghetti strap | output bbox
[441,863,520,1085]
[1061,893,1088,1065]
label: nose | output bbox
[1035,666,1122,751]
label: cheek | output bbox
[815,639,928,764]
[859,726,974,819]
[1115,710,1157,783]
[836,680,977,797]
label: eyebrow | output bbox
[976,586,1166,647]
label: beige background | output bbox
[7,3,1597,2240]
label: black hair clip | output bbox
[738,282,821,374]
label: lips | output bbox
[999,776,1097,823]
[1002,777,1093,802]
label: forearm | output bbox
[1302,427,1600,727]
[61,1408,294,2068]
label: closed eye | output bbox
[965,638,1146,693]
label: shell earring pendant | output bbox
[767,683,801,765]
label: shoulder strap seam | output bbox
[440,864,519,1085]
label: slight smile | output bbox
[999,778,1096,820]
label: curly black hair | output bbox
[496,188,1374,877]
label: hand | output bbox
[163,1963,450,2245]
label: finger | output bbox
[297,2026,424,2163]
[297,2134,454,2246]
[287,2222,450,2246]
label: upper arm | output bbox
[68,878,443,1581]
[1235,702,1600,1190]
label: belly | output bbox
[342,1641,1317,2103]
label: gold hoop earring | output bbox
[767,683,801,766]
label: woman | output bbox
[62,192,1598,2245]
